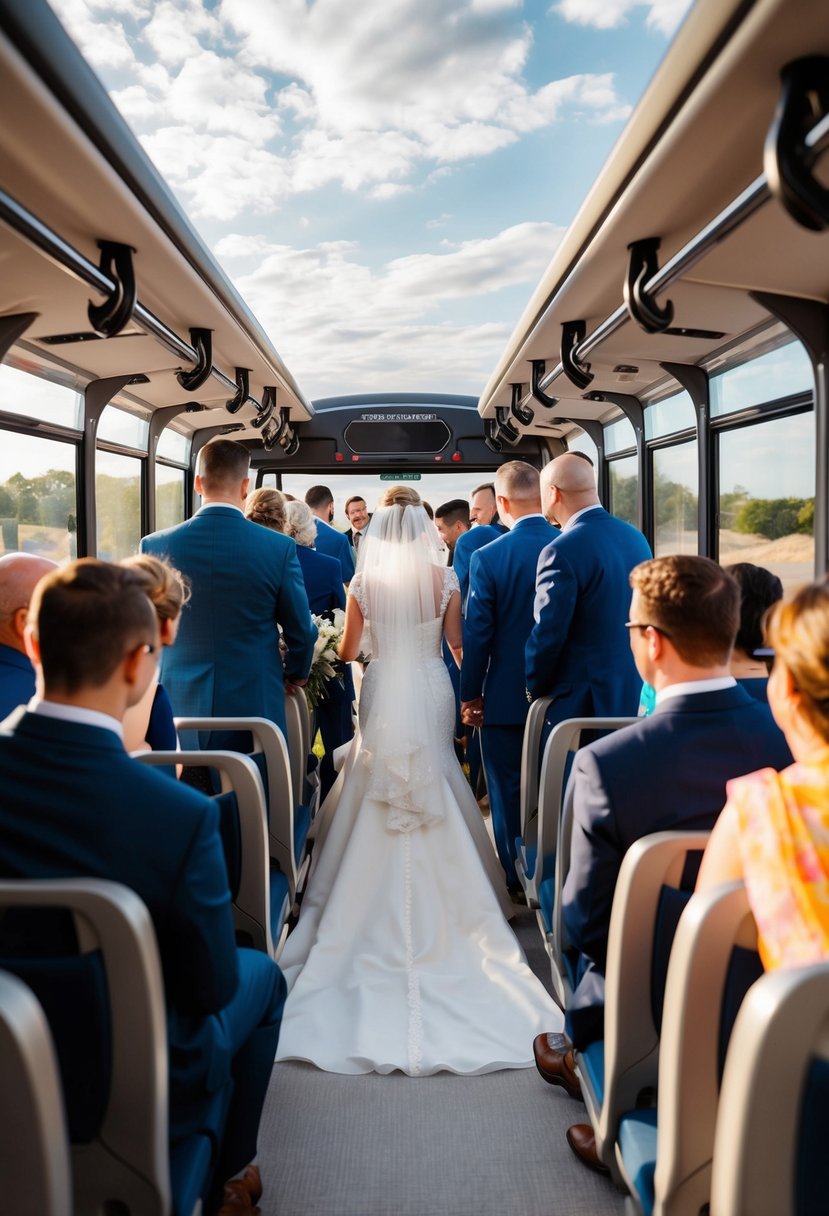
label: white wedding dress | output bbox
[275,556,562,1076]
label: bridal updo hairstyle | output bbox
[244,487,287,533]
[120,552,190,625]
[766,582,829,741]
[378,484,421,509]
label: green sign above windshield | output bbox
[379,473,421,481]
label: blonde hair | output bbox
[378,484,422,509]
[285,500,318,548]
[767,583,829,741]
[244,487,286,533]
[120,553,190,622]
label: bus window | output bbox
[609,455,637,526]
[653,440,698,557]
[0,363,82,429]
[645,390,695,440]
[96,451,142,560]
[97,406,149,450]
[0,430,78,563]
[566,430,598,467]
[711,341,813,417]
[718,411,814,591]
[156,465,186,530]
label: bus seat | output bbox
[709,960,829,1216]
[0,878,195,1215]
[616,880,760,1216]
[0,970,72,1216]
[539,717,637,1007]
[519,695,552,842]
[138,749,287,956]
[174,717,312,904]
[284,689,321,820]
[575,831,711,1179]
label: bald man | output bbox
[0,552,58,718]
[525,453,652,744]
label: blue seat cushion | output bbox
[717,946,763,1081]
[618,1109,658,1216]
[539,877,555,935]
[269,865,290,933]
[579,1038,605,1105]
[293,802,312,865]
[214,791,242,899]
[797,1056,829,1216]
[170,1133,213,1216]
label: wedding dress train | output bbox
[275,557,562,1076]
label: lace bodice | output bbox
[350,567,459,661]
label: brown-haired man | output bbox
[0,559,285,1211]
[534,555,791,1172]
[344,495,370,554]
[142,439,315,748]
[305,485,354,582]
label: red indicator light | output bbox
[452,451,462,462]
[335,452,344,462]
[351,455,359,462]
[434,455,442,462]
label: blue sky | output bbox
[51,0,693,401]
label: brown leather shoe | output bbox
[239,1166,262,1204]
[532,1032,582,1099]
[565,1123,609,1176]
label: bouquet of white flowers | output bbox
[305,608,347,709]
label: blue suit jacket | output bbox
[0,710,240,1135]
[526,507,652,727]
[296,545,353,705]
[0,644,35,719]
[142,507,315,740]
[562,684,792,1046]
[461,516,559,726]
[313,519,354,583]
[452,525,501,610]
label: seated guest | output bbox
[0,552,57,718]
[533,556,791,1173]
[725,561,783,701]
[283,499,353,799]
[121,553,190,753]
[0,560,285,1212]
[698,582,829,969]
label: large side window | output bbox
[96,451,142,560]
[718,411,814,591]
[653,441,698,556]
[0,430,78,562]
[609,455,637,526]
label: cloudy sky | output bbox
[51,0,693,402]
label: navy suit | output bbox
[314,519,354,583]
[526,507,652,740]
[296,545,354,797]
[452,525,501,610]
[461,515,559,886]
[141,506,315,745]
[562,684,792,1047]
[0,709,286,1180]
[0,643,35,719]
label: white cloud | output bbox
[553,0,692,35]
[217,221,565,395]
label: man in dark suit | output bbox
[343,495,370,556]
[142,440,315,747]
[0,551,57,718]
[526,453,652,742]
[0,560,285,1210]
[460,462,559,891]
[532,556,791,1171]
[305,485,354,583]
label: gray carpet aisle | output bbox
[255,911,626,1215]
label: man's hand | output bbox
[461,697,484,727]
[285,676,309,697]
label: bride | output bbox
[275,484,562,1076]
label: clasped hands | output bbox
[461,697,484,727]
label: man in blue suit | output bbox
[0,552,57,718]
[305,485,354,583]
[0,560,285,1209]
[453,522,501,610]
[532,556,791,1171]
[461,462,559,890]
[142,440,315,748]
[525,453,652,741]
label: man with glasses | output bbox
[533,555,791,1173]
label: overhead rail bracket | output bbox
[561,320,593,390]
[226,367,250,414]
[177,328,213,392]
[765,56,829,233]
[495,406,521,445]
[510,383,534,426]
[484,418,503,453]
[251,385,276,430]
[87,241,137,338]
[530,359,558,410]
[624,238,674,333]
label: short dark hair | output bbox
[434,499,470,528]
[630,556,739,666]
[30,559,157,693]
[305,485,333,511]
[344,495,366,514]
[471,482,496,499]
[197,439,250,492]
[569,449,594,467]
[724,562,784,655]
